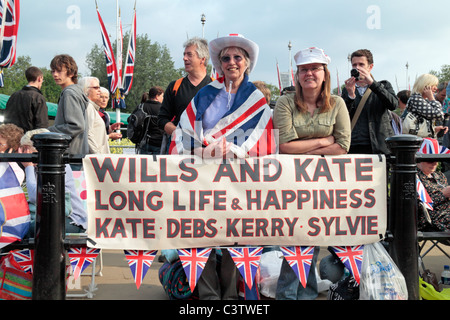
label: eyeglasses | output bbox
[298,67,324,74]
[89,86,100,90]
[220,55,244,63]
[0,143,8,147]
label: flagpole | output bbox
[115,0,121,137]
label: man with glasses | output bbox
[157,37,212,154]
[342,49,398,154]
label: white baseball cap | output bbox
[294,47,331,66]
[209,34,259,76]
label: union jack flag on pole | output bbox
[330,245,364,284]
[0,162,30,248]
[227,247,263,289]
[280,246,315,288]
[11,249,34,274]
[124,249,157,289]
[68,247,101,280]
[121,3,136,96]
[0,0,19,87]
[177,248,212,293]
[96,4,119,97]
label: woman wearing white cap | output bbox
[169,34,276,300]
[273,47,351,300]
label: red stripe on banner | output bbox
[212,97,266,140]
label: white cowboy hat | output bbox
[294,47,331,66]
[209,33,259,76]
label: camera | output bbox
[350,68,360,80]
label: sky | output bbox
[15,0,450,93]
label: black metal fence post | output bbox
[386,134,422,300]
[31,132,71,300]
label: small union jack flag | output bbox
[280,246,315,288]
[68,247,101,280]
[330,245,364,284]
[124,250,157,289]
[177,248,212,292]
[11,249,33,274]
[227,247,263,289]
[417,177,433,210]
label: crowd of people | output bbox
[1,33,449,300]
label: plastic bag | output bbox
[359,242,408,300]
[419,278,450,300]
[258,250,283,298]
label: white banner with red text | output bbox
[83,154,387,250]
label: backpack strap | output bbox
[172,77,183,96]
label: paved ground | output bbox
[66,242,448,300]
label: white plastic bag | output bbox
[360,242,408,300]
[258,250,283,298]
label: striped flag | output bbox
[124,250,157,289]
[121,5,136,96]
[0,162,30,248]
[280,246,315,288]
[330,245,364,284]
[276,61,282,94]
[96,5,119,96]
[68,247,101,280]
[177,248,212,292]
[170,75,276,157]
[227,247,263,289]
[0,0,20,87]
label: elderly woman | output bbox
[404,73,447,138]
[19,128,87,236]
[0,123,25,184]
[169,34,275,300]
[417,138,450,232]
[273,47,351,300]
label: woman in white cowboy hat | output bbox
[169,34,276,300]
[273,47,351,300]
[169,33,275,159]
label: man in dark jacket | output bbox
[4,66,48,132]
[139,86,165,155]
[341,49,398,154]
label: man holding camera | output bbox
[342,49,398,154]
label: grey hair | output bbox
[20,128,50,147]
[219,47,251,75]
[183,37,209,66]
[78,76,100,96]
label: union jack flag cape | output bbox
[68,247,101,280]
[11,249,33,273]
[121,5,136,96]
[96,6,119,97]
[416,177,433,210]
[0,162,30,248]
[124,249,157,289]
[330,245,364,284]
[227,247,263,289]
[169,75,276,157]
[280,246,315,288]
[177,248,212,292]
[0,0,19,87]
[418,137,450,155]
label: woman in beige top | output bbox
[273,47,351,155]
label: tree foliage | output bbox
[86,33,183,112]
[430,64,450,83]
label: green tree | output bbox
[430,64,450,83]
[86,33,183,112]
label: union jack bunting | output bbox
[330,245,364,284]
[121,6,136,96]
[170,75,276,157]
[416,177,433,210]
[11,249,33,274]
[96,6,119,96]
[0,162,30,248]
[124,250,157,289]
[418,137,450,155]
[227,247,263,289]
[68,247,101,280]
[177,248,212,292]
[280,246,315,288]
[0,0,20,87]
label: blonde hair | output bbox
[412,74,439,94]
[20,128,49,147]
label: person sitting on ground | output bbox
[19,128,87,237]
[416,137,450,232]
